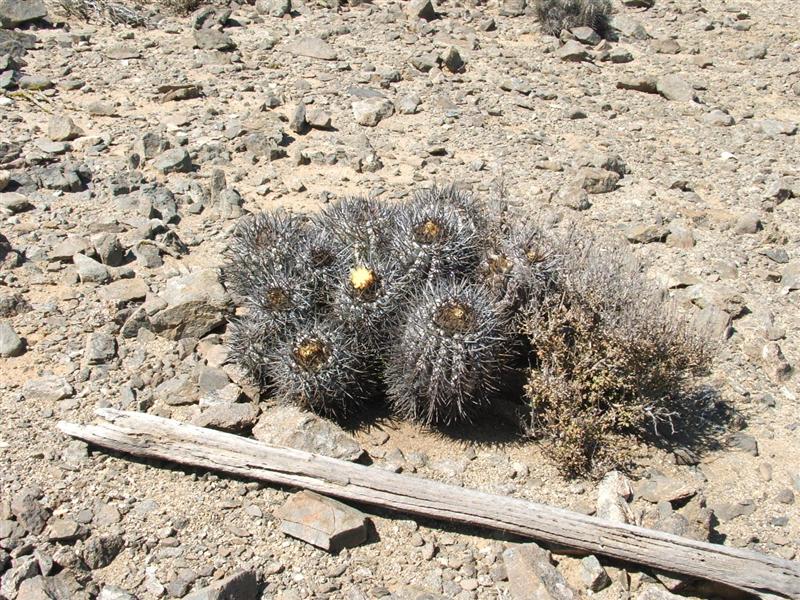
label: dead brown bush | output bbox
[523,234,712,477]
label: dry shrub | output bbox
[160,0,204,15]
[533,0,613,37]
[523,235,712,477]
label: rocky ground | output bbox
[1,0,799,598]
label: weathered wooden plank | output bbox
[59,409,800,599]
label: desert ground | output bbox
[1,0,799,598]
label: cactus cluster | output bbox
[224,186,711,475]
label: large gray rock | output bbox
[48,115,84,142]
[405,0,437,20]
[276,491,369,552]
[73,253,110,283]
[503,543,577,600]
[352,97,394,127]
[183,570,259,600]
[252,405,364,461]
[11,488,50,534]
[1,192,34,214]
[596,471,635,524]
[783,261,800,290]
[150,269,231,340]
[0,320,24,357]
[153,148,193,174]
[656,74,696,102]
[84,332,117,364]
[23,376,74,402]
[0,0,47,28]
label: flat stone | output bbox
[276,490,369,552]
[99,278,148,307]
[48,115,84,142]
[18,74,53,90]
[752,119,797,137]
[729,432,758,456]
[626,224,668,244]
[23,376,74,402]
[782,261,800,290]
[609,14,651,40]
[153,148,193,174]
[617,76,658,94]
[105,45,140,60]
[286,37,336,61]
[154,374,198,406]
[255,0,290,17]
[97,586,138,600]
[503,543,577,600]
[151,269,231,340]
[0,320,25,357]
[0,0,47,28]
[183,570,259,600]
[307,109,332,129]
[557,40,589,62]
[0,192,33,214]
[252,405,364,461]
[50,235,93,262]
[712,499,756,522]
[656,74,696,102]
[352,97,394,127]
[48,518,87,543]
[576,167,619,194]
[193,402,260,433]
[636,474,698,504]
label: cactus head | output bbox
[393,187,486,286]
[386,279,513,426]
[267,321,374,417]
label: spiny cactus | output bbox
[385,279,514,425]
[481,219,561,313]
[534,0,613,37]
[316,196,397,263]
[392,186,486,287]
[266,320,374,417]
[223,210,309,300]
[329,253,406,349]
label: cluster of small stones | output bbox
[1,0,798,598]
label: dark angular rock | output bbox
[276,491,369,552]
[0,0,47,29]
[183,570,259,600]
